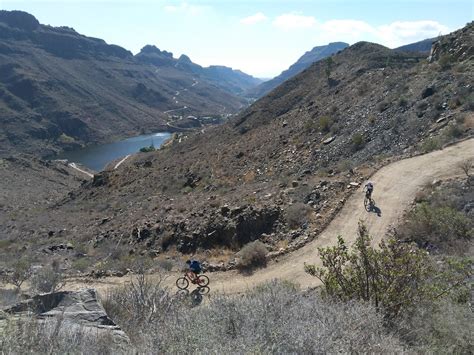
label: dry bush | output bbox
[104,280,404,353]
[285,202,312,229]
[458,159,473,179]
[101,271,175,341]
[0,288,21,308]
[30,261,65,293]
[236,240,268,271]
[397,299,473,353]
[0,314,124,354]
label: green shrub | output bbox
[58,133,75,144]
[398,97,408,107]
[236,240,268,271]
[351,133,365,151]
[438,54,455,70]
[71,258,90,273]
[444,124,463,139]
[421,137,441,153]
[140,145,156,153]
[305,223,432,318]
[318,116,333,133]
[396,202,472,253]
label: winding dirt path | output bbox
[207,138,473,293]
[68,163,94,178]
[69,139,473,294]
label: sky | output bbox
[1,0,472,78]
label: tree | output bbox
[2,258,32,290]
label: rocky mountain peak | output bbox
[178,54,193,64]
[139,45,173,58]
[0,10,39,31]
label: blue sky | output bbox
[1,0,472,77]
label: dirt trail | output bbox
[69,139,473,294]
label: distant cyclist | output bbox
[186,259,202,281]
[364,182,374,200]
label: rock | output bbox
[291,180,299,187]
[3,289,130,346]
[282,120,288,127]
[421,86,435,99]
[349,182,360,187]
[220,205,230,216]
[323,136,336,145]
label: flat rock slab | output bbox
[3,288,129,345]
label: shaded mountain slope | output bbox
[2,23,473,268]
[0,11,253,157]
[248,42,348,98]
[395,38,435,53]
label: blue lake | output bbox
[55,132,171,171]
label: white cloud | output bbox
[311,19,449,48]
[377,21,449,47]
[273,13,316,30]
[163,2,209,16]
[240,12,268,25]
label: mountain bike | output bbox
[176,271,209,290]
[364,195,375,212]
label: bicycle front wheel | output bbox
[196,275,209,287]
[176,277,189,290]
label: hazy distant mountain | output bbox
[136,45,262,96]
[395,38,435,53]
[248,42,349,98]
[0,11,255,156]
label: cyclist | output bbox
[364,182,374,200]
[186,259,202,282]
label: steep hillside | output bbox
[248,42,348,98]
[2,23,472,270]
[0,11,254,157]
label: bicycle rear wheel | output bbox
[196,275,209,287]
[176,277,189,290]
[364,197,370,211]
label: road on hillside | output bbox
[67,139,473,294]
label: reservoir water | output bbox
[55,132,171,171]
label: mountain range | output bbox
[248,42,349,98]
[0,10,261,156]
